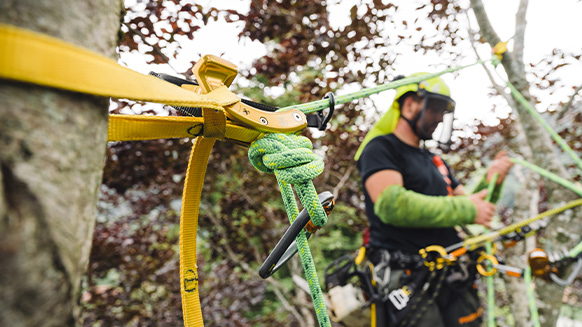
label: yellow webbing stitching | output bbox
[201,107,227,139]
[180,137,215,326]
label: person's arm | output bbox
[366,170,495,228]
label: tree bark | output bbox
[0,1,121,326]
[470,0,582,325]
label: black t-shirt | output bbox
[356,134,461,252]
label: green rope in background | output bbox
[569,240,582,258]
[523,266,541,327]
[278,59,492,114]
[484,173,498,327]
[494,71,582,172]
[248,133,330,327]
[511,158,582,197]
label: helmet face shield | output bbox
[416,91,456,149]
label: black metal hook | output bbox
[306,92,336,131]
[320,92,335,131]
[258,191,335,279]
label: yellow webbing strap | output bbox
[0,24,266,327]
[107,114,262,144]
[0,23,221,109]
[180,137,215,326]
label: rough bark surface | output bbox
[470,0,582,325]
[0,1,121,326]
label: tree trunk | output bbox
[0,1,121,326]
[470,0,582,325]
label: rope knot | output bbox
[249,133,324,184]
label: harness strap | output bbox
[432,155,454,196]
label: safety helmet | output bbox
[354,73,455,160]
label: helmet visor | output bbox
[417,93,456,149]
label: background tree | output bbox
[470,0,582,325]
[80,0,582,326]
[0,1,121,327]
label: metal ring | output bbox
[476,253,499,277]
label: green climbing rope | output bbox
[278,59,494,114]
[511,158,582,197]
[493,71,582,172]
[569,240,582,258]
[484,173,498,327]
[523,266,541,327]
[248,133,330,327]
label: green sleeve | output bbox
[374,185,477,228]
[471,173,503,204]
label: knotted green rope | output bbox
[248,133,330,327]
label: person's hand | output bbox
[487,150,514,185]
[469,189,496,228]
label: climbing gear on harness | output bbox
[259,191,335,278]
[323,249,377,325]
[528,248,558,279]
[476,253,499,277]
[445,198,582,254]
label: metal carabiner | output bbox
[306,92,336,131]
[258,191,335,279]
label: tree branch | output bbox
[333,165,354,200]
[514,0,528,67]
